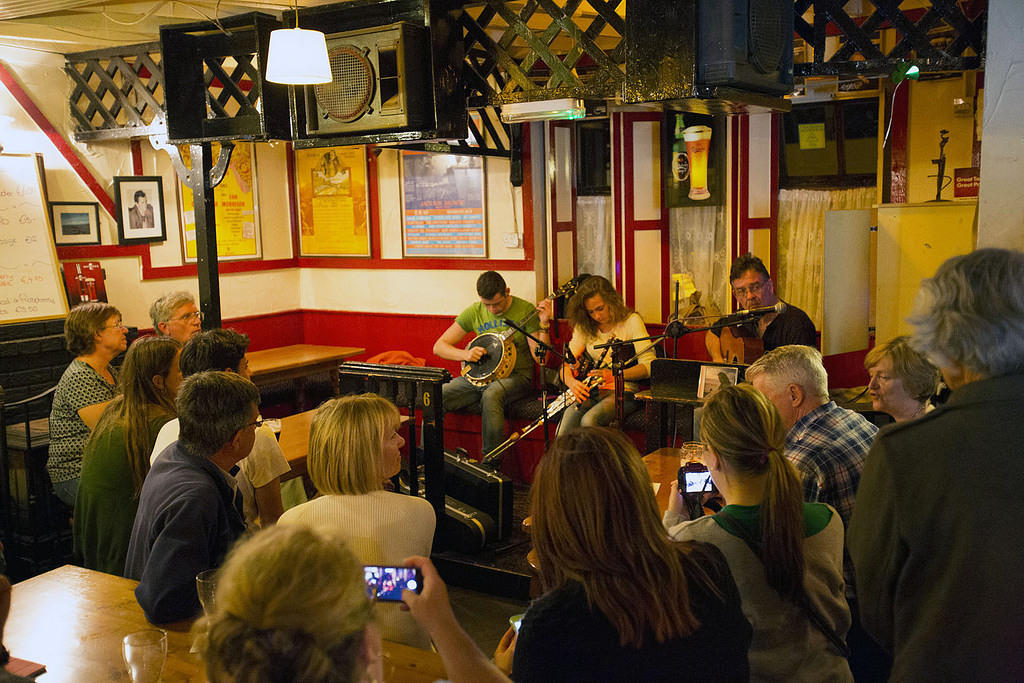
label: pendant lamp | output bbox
[266,9,332,85]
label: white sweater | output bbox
[279,490,437,649]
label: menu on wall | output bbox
[0,154,69,323]
[180,142,260,260]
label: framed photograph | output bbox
[49,201,100,245]
[113,175,166,244]
[697,365,739,399]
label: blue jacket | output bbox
[124,440,245,624]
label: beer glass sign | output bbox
[682,125,712,200]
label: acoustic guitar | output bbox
[720,325,764,364]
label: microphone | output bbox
[733,301,786,317]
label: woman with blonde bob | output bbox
[664,384,851,682]
[496,427,751,681]
[278,393,435,648]
[199,525,381,682]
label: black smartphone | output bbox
[363,565,422,602]
[678,462,714,494]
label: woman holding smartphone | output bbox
[664,384,852,681]
[496,427,751,681]
[278,393,435,649]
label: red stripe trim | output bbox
[0,60,116,217]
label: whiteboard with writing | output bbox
[0,154,69,323]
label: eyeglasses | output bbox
[731,281,765,298]
[246,416,265,430]
[102,322,127,330]
[171,310,204,323]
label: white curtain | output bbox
[777,187,876,328]
[575,196,614,280]
[669,205,729,316]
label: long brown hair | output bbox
[89,335,180,496]
[702,384,806,601]
[566,276,631,337]
[531,427,716,647]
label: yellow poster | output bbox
[180,142,259,260]
[798,122,827,150]
[295,146,370,257]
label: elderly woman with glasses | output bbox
[48,302,128,506]
[863,335,941,422]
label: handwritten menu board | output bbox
[0,154,68,323]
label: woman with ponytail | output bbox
[664,384,852,682]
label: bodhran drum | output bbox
[461,332,517,386]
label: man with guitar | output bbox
[433,271,552,459]
[705,253,817,363]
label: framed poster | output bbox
[50,201,101,246]
[114,176,166,243]
[400,151,486,257]
[295,145,371,257]
[697,365,739,399]
[180,142,260,261]
[662,113,726,207]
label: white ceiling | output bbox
[0,0,341,54]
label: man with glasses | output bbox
[150,291,203,342]
[705,253,817,363]
[125,371,256,623]
[151,329,289,528]
[432,270,552,461]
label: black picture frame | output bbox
[49,201,101,246]
[113,175,166,244]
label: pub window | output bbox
[576,119,611,196]
[781,98,878,188]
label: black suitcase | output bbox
[397,472,497,553]
[444,450,513,541]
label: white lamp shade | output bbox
[265,28,332,85]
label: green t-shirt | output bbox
[714,502,833,540]
[455,296,540,378]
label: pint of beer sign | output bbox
[682,125,712,200]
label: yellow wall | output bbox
[907,77,977,204]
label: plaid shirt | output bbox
[786,401,877,599]
[785,401,877,528]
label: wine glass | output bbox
[122,629,167,683]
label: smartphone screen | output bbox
[363,565,422,602]
[679,464,714,494]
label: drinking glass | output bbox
[196,569,219,616]
[122,629,167,683]
[680,441,704,466]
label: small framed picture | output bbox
[113,175,166,244]
[698,365,739,399]
[49,201,101,246]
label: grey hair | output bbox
[745,344,829,401]
[908,248,1024,378]
[176,371,260,458]
[150,291,196,331]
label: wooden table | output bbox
[644,447,684,514]
[247,344,365,409]
[5,565,446,682]
[277,411,410,482]
[277,408,315,481]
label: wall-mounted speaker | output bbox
[303,22,432,136]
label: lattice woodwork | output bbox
[66,1,987,144]
[793,0,986,77]
[460,0,626,107]
[66,42,166,141]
